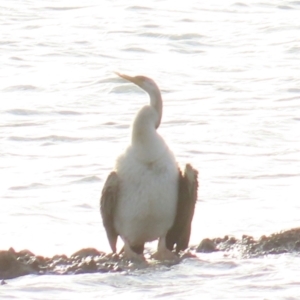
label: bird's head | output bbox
[115,72,159,95]
[115,72,163,129]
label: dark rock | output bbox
[71,248,104,258]
[112,265,123,272]
[259,235,267,242]
[77,258,98,273]
[18,249,35,257]
[197,227,300,258]
[8,248,16,254]
[242,235,253,243]
[196,238,217,253]
[214,237,222,244]
[74,268,86,275]
[0,251,14,272]
[0,250,35,280]
[52,254,67,261]
[294,240,300,250]
[268,248,287,255]
[228,237,237,245]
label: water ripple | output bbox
[8,135,82,143]
[5,109,41,115]
[3,85,40,92]
[70,176,101,184]
[43,6,86,11]
[9,183,48,190]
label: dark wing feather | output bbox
[166,164,198,252]
[100,171,119,253]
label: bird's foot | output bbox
[123,252,146,264]
[151,248,179,262]
[122,244,146,264]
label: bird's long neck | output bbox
[131,105,166,163]
[149,88,163,129]
[130,83,165,162]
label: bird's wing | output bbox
[100,171,119,253]
[166,164,199,252]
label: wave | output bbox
[9,183,48,190]
[126,5,152,11]
[43,6,86,11]
[6,109,83,116]
[5,109,40,116]
[3,85,40,92]
[70,176,101,184]
[169,33,205,41]
[0,122,41,128]
[8,135,82,143]
[56,110,82,116]
[122,47,152,53]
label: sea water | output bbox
[1,1,300,299]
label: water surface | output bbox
[1,0,300,298]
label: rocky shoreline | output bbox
[196,227,300,258]
[1,227,300,281]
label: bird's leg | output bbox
[152,237,179,261]
[123,241,145,263]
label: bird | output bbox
[100,73,198,261]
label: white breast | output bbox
[114,143,179,246]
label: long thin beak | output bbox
[115,72,139,85]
